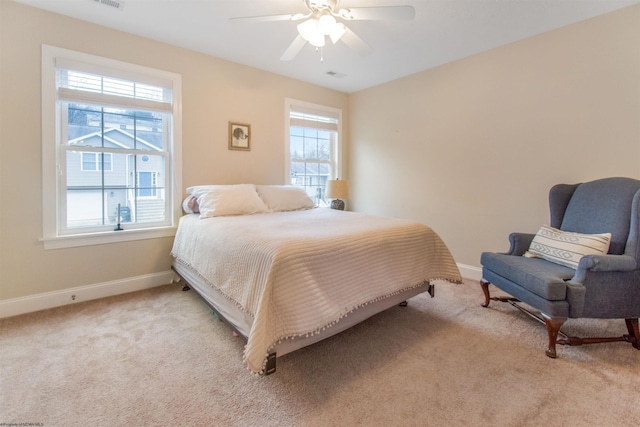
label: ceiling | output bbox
[11,0,640,93]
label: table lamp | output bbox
[325,179,349,210]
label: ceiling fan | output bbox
[230,0,415,61]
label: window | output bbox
[41,46,182,249]
[285,99,342,206]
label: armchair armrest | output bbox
[578,254,637,272]
[571,254,638,283]
[506,232,535,256]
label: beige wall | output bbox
[0,1,348,300]
[2,1,639,303]
[348,5,640,273]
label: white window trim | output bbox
[284,98,344,184]
[41,45,182,250]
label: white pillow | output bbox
[182,196,194,214]
[196,184,269,218]
[181,196,199,214]
[256,185,315,212]
[524,225,611,269]
[186,185,222,198]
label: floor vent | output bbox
[92,0,125,10]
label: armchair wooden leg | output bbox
[541,314,566,358]
[480,279,491,307]
[625,318,640,350]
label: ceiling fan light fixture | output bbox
[318,13,336,34]
[309,33,326,47]
[297,18,318,40]
[297,17,327,47]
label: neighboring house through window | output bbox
[81,153,113,171]
[285,99,342,206]
[41,45,182,249]
[137,172,158,197]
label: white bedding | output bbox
[171,208,462,373]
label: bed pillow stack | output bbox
[184,184,315,218]
[187,184,269,218]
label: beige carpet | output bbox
[1,279,639,426]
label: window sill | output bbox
[41,226,176,250]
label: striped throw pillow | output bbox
[524,225,611,269]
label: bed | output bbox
[171,184,462,374]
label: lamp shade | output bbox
[325,179,349,200]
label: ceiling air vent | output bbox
[92,0,125,10]
[326,71,346,79]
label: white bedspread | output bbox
[171,208,462,373]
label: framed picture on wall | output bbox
[228,122,251,151]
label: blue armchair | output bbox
[480,177,640,357]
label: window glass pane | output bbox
[289,161,329,206]
[136,114,164,150]
[67,151,126,228]
[66,103,163,151]
[104,152,127,187]
[132,154,165,223]
[317,137,330,161]
[81,153,96,171]
[66,151,166,228]
[290,126,304,137]
[290,161,304,186]
[308,162,329,206]
[101,153,112,171]
[68,104,102,147]
[67,188,106,228]
[290,135,304,160]
[303,137,318,160]
[318,163,330,176]
[303,128,318,138]
[80,153,113,171]
[68,103,100,126]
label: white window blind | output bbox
[56,62,173,112]
[289,105,339,132]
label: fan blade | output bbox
[339,27,373,57]
[230,12,309,24]
[335,6,415,21]
[280,35,308,61]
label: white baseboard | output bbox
[458,263,482,282]
[0,270,177,319]
[1,265,480,319]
